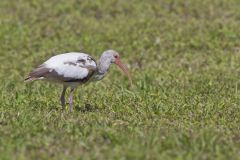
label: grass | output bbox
[0,0,240,159]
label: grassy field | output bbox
[0,0,240,159]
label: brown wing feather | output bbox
[24,65,49,82]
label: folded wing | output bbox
[25,52,97,83]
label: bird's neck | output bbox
[92,57,111,81]
[97,60,111,75]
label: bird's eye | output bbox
[114,55,118,58]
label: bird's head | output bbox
[101,50,120,64]
[101,50,132,86]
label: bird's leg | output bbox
[68,87,75,112]
[60,85,67,109]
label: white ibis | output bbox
[25,50,132,111]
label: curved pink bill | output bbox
[115,58,132,87]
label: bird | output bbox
[25,50,132,111]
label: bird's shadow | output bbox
[45,103,97,113]
[75,103,97,113]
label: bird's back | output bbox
[45,52,95,67]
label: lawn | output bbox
[0,0,240,159]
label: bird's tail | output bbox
[24,65,48,82]
[24,76,38,82]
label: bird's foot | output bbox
[61,105,66,111]
[69,103,73,112]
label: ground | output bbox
[0,0,240,159]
